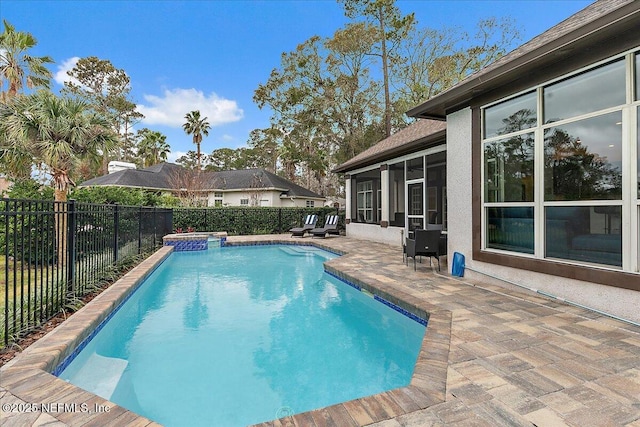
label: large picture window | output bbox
[546,206,621,267]
[484,133,534,202]
[544,112,622,201]
[487,207,534,254]
[484,91,537,139]
[481,50,637,271]
[543,59,625,123]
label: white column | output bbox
[380,165,390,227]
[345,175,352,222]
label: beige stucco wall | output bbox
[346,223,404,248]
[206,190,322,208]
[446,107,640,324]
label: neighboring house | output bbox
[335,0,640,322]
[324,197,346,209]
[78,163,325,208]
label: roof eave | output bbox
[279,195,326,200]
[333,129,446,173]
[407,2,640,119]
[78,183,171,191]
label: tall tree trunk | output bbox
[195,137,202,171]
[379,5,392,138]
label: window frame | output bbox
[476,48,639,286]
[356,180,374,223]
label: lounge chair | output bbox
[311,215,340,238]
[405,229,441,271]
[290,214,318,237]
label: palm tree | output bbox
[0,90,117,266]
[136,128,170,167]
[182,110,210,170]
[0,20,54,100]
[0,90,117,202]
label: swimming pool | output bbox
[57,244,426,426]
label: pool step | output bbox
[279,246,333,260]
[71,353,128,400]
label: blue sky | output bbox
[2,0,592,163]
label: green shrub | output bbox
[173,206,342,235]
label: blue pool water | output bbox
[58,245,426,426]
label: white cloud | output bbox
[54,57,81,86]
[221,134,234,142]
[138,88,243,128]
[168,150,187,163]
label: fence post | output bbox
[113,203,119,263]
[153,207,157,248]
[67,199,77,295]
[3,199,10,345]
[138,206,143,254]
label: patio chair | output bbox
[311,215,340,238]
[290,214,318,237]
[405,229,441,271]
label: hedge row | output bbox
[172,207,343,235]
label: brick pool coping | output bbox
[1,236,451,427]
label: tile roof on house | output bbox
[333,119,446,173]
[79,164,324,199]
[407,0,639,119]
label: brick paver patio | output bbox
[2,234,639,426]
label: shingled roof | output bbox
[79,164,324,199]
[207,168,324,198]
[333,119,446,173]
[78,162,184,190]
[408,0,639,119]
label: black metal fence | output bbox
[1,200,343,347]
[1,199,172,346]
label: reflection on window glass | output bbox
[484,133,534,202]
[544,111,622,201]
[406,157,423,180]
[638,108,640,198]
[484,91,537,139]
[486,207,534,254]
[545,206,621,267]
[544,59,625,123]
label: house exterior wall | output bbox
[446,88,640,325]
[345,223,404,247]
[446,108,474,260]
[207,190,279,207]
[206,190,321,208]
